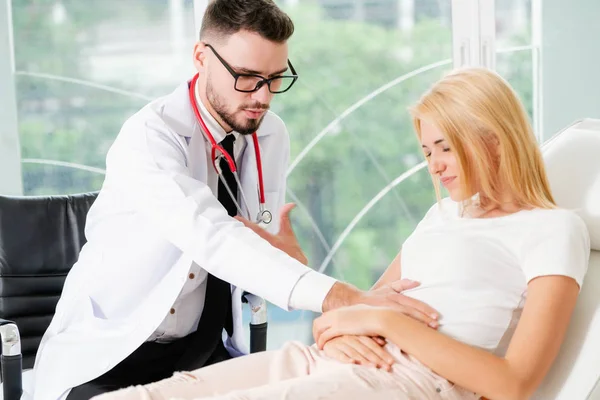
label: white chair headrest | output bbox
[542,119,600,251]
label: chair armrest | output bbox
[242,293,268,353]
[0,320,20,358]
[242,293,267,325]
[0,319,22,400]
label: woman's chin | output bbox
[447,190,464,202]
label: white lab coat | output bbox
[31,82,313,400]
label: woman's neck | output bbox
[460,192,525,219]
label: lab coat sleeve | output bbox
[104,116,314,311]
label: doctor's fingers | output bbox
[389,279,421,292]
[385,292,439,321]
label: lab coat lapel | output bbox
[186,127,208,182]
[168,81,208,181]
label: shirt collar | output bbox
[194,78,239,144]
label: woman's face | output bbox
[419,121,465,201]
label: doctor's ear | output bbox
[192,41,209,72]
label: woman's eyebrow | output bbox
[422,139,446,148]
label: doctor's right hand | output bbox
[323,279,439,329]
[235,203,308,265]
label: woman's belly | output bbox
[399,285,522,353]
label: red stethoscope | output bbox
[188,73,272,225]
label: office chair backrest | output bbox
[533,119,600,399]
[0,192,98,368]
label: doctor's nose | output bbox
[251,83,274,105]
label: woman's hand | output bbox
[313,304,393,349]
[323,335,395,371]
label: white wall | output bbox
[541,0,600,139]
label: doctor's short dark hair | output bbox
[199,0,294,43]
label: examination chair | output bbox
[0,191,268,400]
[532,118,600,400]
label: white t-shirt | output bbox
[399,197,590,356]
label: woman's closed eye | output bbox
[424,148,451,158]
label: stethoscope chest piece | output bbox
[259,210,273,225]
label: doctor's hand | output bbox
[323,279,439,329]
[235,203,308,265]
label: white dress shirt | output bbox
[148,82,335,342]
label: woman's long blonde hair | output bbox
[410,67,555,210]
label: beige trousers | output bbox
[91,341,480,400]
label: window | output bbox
[11,0,197,195]
[4,0,575,351]
[494,0,537,135]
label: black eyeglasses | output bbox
[205,43,298,94]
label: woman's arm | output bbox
[383,275,579,400]
[315,275,579,400]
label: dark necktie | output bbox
[201,134,236,338]
[217,134,238,218]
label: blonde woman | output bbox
[94,68,590,400]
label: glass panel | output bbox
[495,0,531,47]
[495,0,535,124]
[495,50,534,122]
[261,0,454,349]
[12,0,197,195]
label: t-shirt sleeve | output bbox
[521,210,591,288]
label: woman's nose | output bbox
[429,158,446,176]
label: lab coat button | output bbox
[189,273,195,279]
[170,308,175,315]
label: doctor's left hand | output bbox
[235,203,308,265]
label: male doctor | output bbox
[32,1,438,399]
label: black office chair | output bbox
[0,192,267,400]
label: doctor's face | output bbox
[419,120,465,201]
[194,30,291,135]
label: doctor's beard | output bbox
[207,80,269,135]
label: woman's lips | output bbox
[440,176,456,187]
